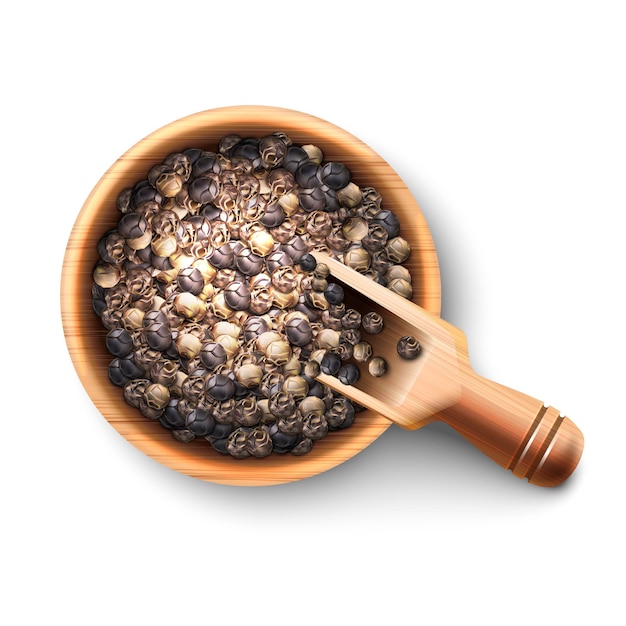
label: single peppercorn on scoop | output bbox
[312,252,584,487]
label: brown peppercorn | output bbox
[269,391,296,418]
[282,355,302,378]
[335,182,362,208]
[310,275,328,292]
[397,335,421,360]
[264,339,292,365]
[343,247,371,272]
[342,217,368,242]
[248,286,273,314]
[215,334,240,359]
[174,292,206,321]
[270,218,297,243]
[277,192,299,217]
[384,237,411,264]
[93,262,121,289]
[226,428,250,458]
[235,397,262,427]
[315,328,340,350]
[144,383,171,411]
[326,226,351,252]
[155,169,184,199]
[235,363,264,388]
[271,266,299,293]
[341,309,362,330]
[335,341,354,361]
[149,359,179,387]
[213,399,237,424]
[123,378,150,409]
[362,224,389,253]
[388,277,413,299]
[266,167,296,196]
[246,427,273,458]
[303,359,321,379]
[282,375,308,400]
[290,438,314,456]
[385,265,412,283]
[368,357,387,377]
[353,342,373,363]
[320,309,343,331]
[305,211,332,239]
[175,332,202,359]
[362,311,384,335]
[302,413,329,440]
[248,229,275,257]
[271,287,300,310]
[258,135,287,168]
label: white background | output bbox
[2,1,624,624]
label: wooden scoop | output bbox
[312,252,584,487]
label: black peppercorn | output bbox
[208,243,234,269]
[191,153,221,178]
[372,209,400,238]
[320,351,342,376]
[177,267,205,295]
[285,316,313,347]
[296,161,322,188]
[281,235,308,263]
[320,162,351,189]
[223,280,251,311]
[200,341,228,371]
[299,253,317,272]
[282,145,309,172]
[117,213,149,241]
[324,282,344,305]
[160,399,187,430]
[338,363,360,385]
[186,408,215,437]
[298,186,326,212]
[188,173,220,204]
[269,424,300,453]
[105,328,134,357]
[205,373,235,401]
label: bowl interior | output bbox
[61,106,441,486]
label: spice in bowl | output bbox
[92,132,414,458]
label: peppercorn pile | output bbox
[92,133,414,458]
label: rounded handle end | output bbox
[523,415,584,487]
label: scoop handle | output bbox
[439,369,584,486]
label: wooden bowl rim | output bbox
[61,105,441,486]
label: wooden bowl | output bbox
[61,105,441,486]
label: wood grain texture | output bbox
[61,106,442,486]
[314,253,584,486]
